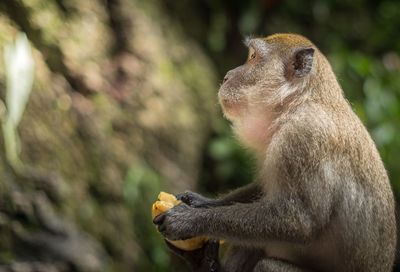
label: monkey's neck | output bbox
[233,110,277,158]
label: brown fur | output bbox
[155,34,396,272]
[264,33,313,47]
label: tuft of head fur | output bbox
[263,33,314,48]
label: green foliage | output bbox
[200,120,255,194]
[123,162,186,271]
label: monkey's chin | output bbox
[219,99,244,121]
[218,91,246,121]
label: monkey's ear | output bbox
[285,47,314,79]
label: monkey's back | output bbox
[264,100,396,272]
[331,101,396,272]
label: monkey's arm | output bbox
[155,124,335,243]
[155,189,332,244]
[177,182,263,208]
[216,182,263,204]
[202,196,324,243]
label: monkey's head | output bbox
[219,33,317,121]
[218,33,322,150]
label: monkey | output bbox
[153,33,397,272]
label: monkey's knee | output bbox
[253,259,311,272]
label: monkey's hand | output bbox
[176,191,218,208]
[153,203,202,241]
[166,239,221,272]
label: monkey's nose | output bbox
[223,69,236,83]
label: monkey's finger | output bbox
[153,213,166,225]
[175,191,193,204]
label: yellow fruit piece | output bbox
[152,192,207,251]
[158,192,181,205]
[165,236,206,251]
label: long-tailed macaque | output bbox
[153,33,397,272]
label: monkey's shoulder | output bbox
[270,101,376,170]
[276,103,340,144]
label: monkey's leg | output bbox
[177,183,262,208]
[222,248,311,272]
[253,259,312,272]
[222,245,265,272]
[165,239,222,272]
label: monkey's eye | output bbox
[248,47,256,61]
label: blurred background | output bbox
[0,0,399,271]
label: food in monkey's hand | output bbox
[152,192,207,251]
